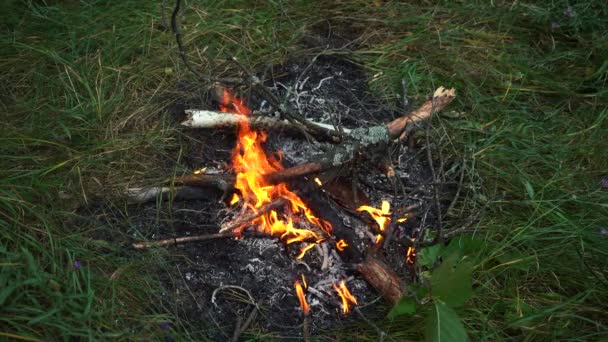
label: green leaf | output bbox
[430,254,473,307]
[387,296,417,320]
[425,301,469,342]
[418,244,443,267]
[441,235,483,259]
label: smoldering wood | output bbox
[356,256,405,304]
[298,181,406,304]
[219,197,288,233]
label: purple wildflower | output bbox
[600,228,608,237]
[551,22,561,30]
[72,261,82,270]
[600,177,608,190]
[161,322,170,330]
[564,6,575,18]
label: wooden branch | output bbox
[125,186,220,203]
[133,232,233,249]
[387,87,456,140]
[181,109,351,135]
[356,256,405,304]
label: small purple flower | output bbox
[600,228,608,237]
[600,177,608,190]
[564,6,575,18]
[160,322,170,330]
[551,22,561,30]
[72,261,82,270]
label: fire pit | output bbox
[111,51,457,339]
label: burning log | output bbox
[300,182,405,304]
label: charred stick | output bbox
[219,197,288,233]
[303,315,311,342]
[125,186,222,204]
[132,229,320,250]
[133,232,233,249]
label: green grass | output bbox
[1,0,607,340]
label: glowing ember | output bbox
[229,193,240,205]
[333,280,358,314]
[221,89,331,250]
[193,167,207,175]
[296,243,316,259]
[336,239,348,252]
[406,246,416,265]
[314,177,323,186]
[357,200,391,243]
[295,278,310,315]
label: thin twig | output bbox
[443,156,466,219]
[133,232,233,249]
[425,120,443,245]
[232,306,258,342]
[355,307,387,342]
[171,0,240,85]
[303,314,311,342]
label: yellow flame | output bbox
[224,89,332,247]
[357,200,391,232]
[295,279,310,315]
[333,280,358,314]
[230,193,239,205]
[314,177,323,186]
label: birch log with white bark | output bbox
[181,110,351,134]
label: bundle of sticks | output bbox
[130,81,456,305]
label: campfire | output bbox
[127,54,456,338]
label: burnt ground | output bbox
[82,49,450,340]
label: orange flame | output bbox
[222,89,331,249]
[333,280,358,314]
[357,200,391,243]
[295,279,310,315]
[296,243,316,259]
[230,193,240,206]
[336,239,348,252]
